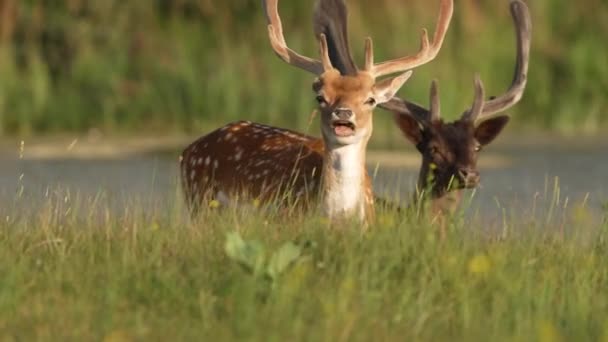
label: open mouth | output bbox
[331,120,356,137]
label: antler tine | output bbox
[364,38,374,72]
[313,0,358,75]
[462,74,485,122]
[318,34,334,71]
[476,0,531,122]
[370,0,453,78]
[430,80,441,122]
[263,0,325,75]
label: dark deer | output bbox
[381,0,531,219]
[180,0,453,223]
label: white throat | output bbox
[322,141,368,221]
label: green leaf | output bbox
[225,232,265,275]
[267,242,303,281]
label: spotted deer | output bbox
[180,0,454,223]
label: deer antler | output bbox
[313,0,358,75]
[267,0,453,78]
[462,75,486,122]
[475,0,531,123]
[429,80,441,122]
[264,0,329,75]
[383,0,531,126]
[415,74,485,124]
[365,0,453,78]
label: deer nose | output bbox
[458,168,480,184]
[332,108,353,121]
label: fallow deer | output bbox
[381,0,531,217]
[180,0,454,223]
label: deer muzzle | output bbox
[331,109,356,137]
[458,168,480,188]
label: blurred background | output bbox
[0,0,606,141]
[0,0,607,220]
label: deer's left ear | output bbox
[475,116,510,146]
[394,113,423,145]
[373,71,413,104]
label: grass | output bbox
[0,0,607,138]
[0,185,607,341]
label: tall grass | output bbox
[0,0,606,138]
[0,184,607,340]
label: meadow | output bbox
[0,0,606,140]
[1,0,608,340]
[0,187,607,340]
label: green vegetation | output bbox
[1,187,607,340]
[0,0,607,138]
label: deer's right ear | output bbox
[475,115,509,146]
[394,113,424,145]
[373,71,413,104]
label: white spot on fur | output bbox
[216,191,231,205]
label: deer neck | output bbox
[322,140,372,222]
[414,163,463,216]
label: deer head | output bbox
[393,78,507,197]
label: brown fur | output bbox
[180,121,324,212]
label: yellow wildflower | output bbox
[468,254,491,275]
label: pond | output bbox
[1,138,607,223]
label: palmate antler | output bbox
[263,0,454,78]
[383,0,532,126]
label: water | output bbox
[375,143,608,222]
[1,141,607,222]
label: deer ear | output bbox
[475,116,510,146]
[394,113,423,145]
[373,71,413,104]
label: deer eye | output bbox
[315,95,327,106]
[429,146,439,154]
[364,97,376,106]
